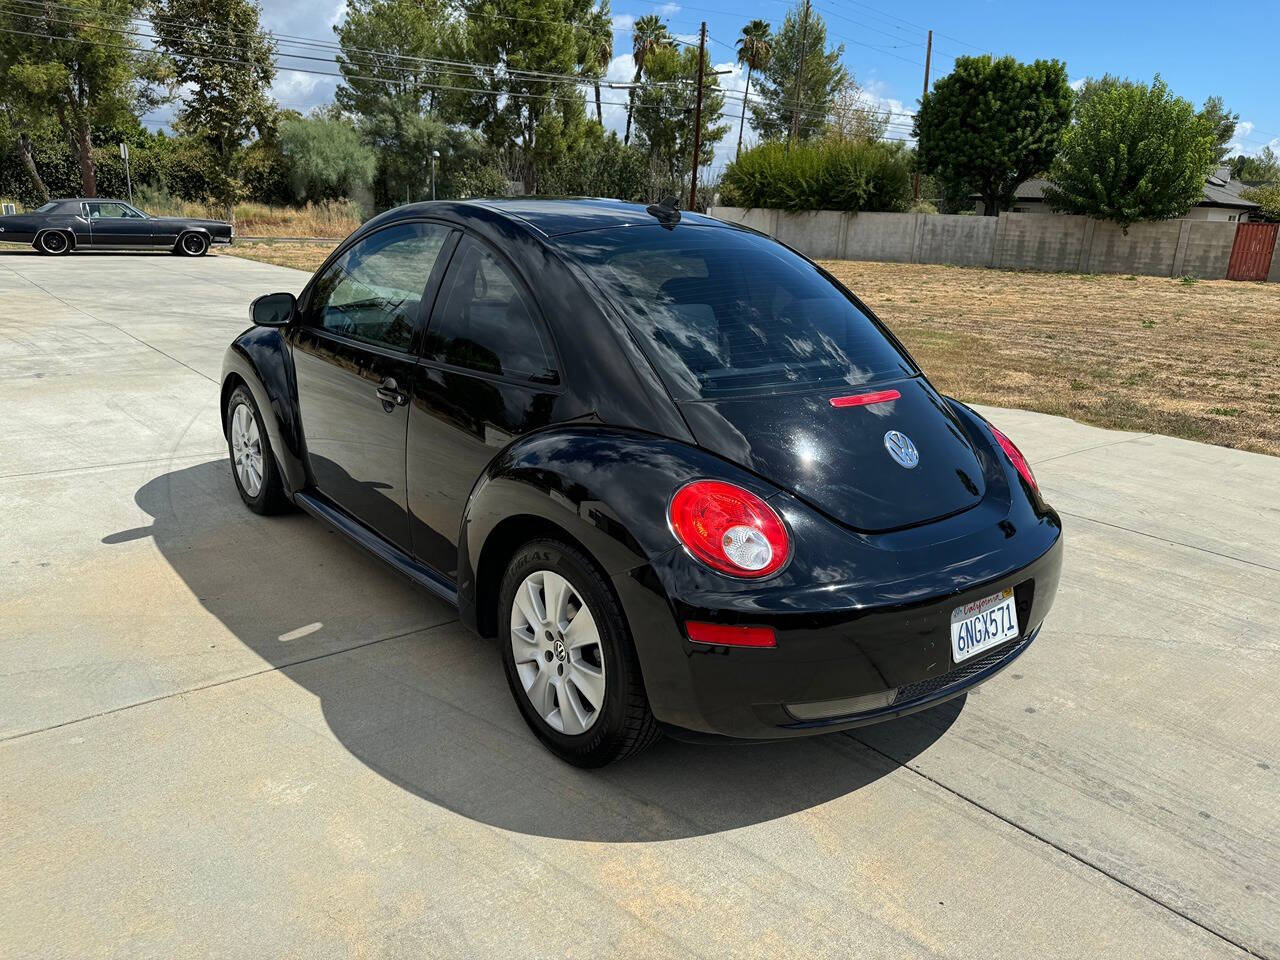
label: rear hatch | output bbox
[678,377,986,533]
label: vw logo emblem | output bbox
[884,430,919,469]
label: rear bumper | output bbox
[614,530,1062,740]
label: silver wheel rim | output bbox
[510,570,606,735]
[43,232,66,252]
[183,234,205,254]
[230,402,263,496]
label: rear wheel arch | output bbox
[472,514,601,639]
[34,229,74,254]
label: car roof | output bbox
[50,198,133,205]
[461,197,728,238]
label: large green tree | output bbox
[1044,75,1216,228]
[334,0,464,120]
[915,54,1073,216]
[460,0,596,193]
[333,0,468,205]
[748,3,848,143]
[0,0,167,196]
[631,44,728,184]
[152,0,276,220]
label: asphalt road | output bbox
[1,248,1277,959]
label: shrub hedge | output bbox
[719,139,913,213]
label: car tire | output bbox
[36,230,71,255]
[176,232,209,257]
[225,384,290,515]
[500,538,661,767]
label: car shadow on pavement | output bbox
[113,459,964,841]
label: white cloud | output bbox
[611,12,635,32]
[1069,77,1086,92]
[657,2,680,14]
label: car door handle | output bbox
[375,378,408,407]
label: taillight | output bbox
[668,480,790,578]
[989,424,1038,494]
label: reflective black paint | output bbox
[220,198,1063,740]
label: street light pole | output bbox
[431,150,440,201]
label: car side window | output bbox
[85,202,134,219]
[425,238,556,382]
[306,222,452,353]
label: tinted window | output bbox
[426,238,555,382]
[35,202,57,214]
[560,225,915,399]
[307,222,451,352]
[85,202,143,219]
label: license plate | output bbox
[950,588,1019,663]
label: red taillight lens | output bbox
[668,480,790,578]
[989,424,1038,494]
[686,622,777,647]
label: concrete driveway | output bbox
[1,248,1277,959]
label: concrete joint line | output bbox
[850,735,1269,959]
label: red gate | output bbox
[1226,222,1278,281]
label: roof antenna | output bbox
[646,195,681,229]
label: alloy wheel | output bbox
[41,232,67,254]
[182,233,207,255]
[230,402,263,496]
[509,570,607,735]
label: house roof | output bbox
[982,176,1259,210]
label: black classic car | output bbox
[0,198,232,255]
[222,198,1062,766]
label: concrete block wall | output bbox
[843,213,917,262]
[708,206,1265,281]
[993,213,1090,272]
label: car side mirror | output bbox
[250,292,296,327]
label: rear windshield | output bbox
[560,224,915,399]
[34,202,57,213]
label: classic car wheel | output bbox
[177,232,209,257]
[500,539,660,767]
[36,230,71,255]
[225,385,289,514]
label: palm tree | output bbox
[625,14,671,146]
[735,19,772,160]
[584,5,614,125]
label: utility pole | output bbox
[789,0,811,145]
[689,20,707,211]
[913,29,933,204]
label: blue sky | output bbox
[155,0,1279,174]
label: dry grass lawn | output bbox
[226,242,1280,456]
[223,240,339,271]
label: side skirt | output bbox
[294,491,459,608]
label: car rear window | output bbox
[560,224,915,399]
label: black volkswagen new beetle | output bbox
[222,198,1062,766]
